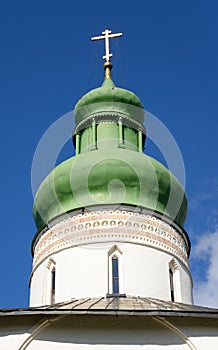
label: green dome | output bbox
[74,78,145,126]
[33,148,187,232]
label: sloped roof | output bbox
[1,296,218,318]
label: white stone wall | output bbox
[30,210,193,306]
[30,241,192,306]
[1,315,218,350]
[29,262,45,305]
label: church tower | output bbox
[29,30,193,307]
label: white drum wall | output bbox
[30,242,193,306]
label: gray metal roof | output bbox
[1,296,218,318]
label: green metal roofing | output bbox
[33,76,188,244]
[74,78,145,125]
[33,148,187,231]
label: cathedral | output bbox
[1,29,218,349]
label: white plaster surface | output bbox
[1,315,218,350]
[30,241,192,306]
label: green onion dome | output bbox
[33,68,187,244]
[33,148,187,232]
[74,78,145,126]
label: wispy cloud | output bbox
[189,192,214,210]
[189,177,218,211]
[192,230,218,307]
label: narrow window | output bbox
[169,268,175,302]
[108,245,124,296]
[51,268,56,304]
[112,255,119,294]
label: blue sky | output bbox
[0,1,218,307]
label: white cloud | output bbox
[192,230,218,308]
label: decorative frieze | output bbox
[33,210,188,271]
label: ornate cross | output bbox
[91,29,123,62]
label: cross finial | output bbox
[91,29,123,62]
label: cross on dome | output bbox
[91,29,123,62]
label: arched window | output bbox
[108,245,124,296]
[45,258,56,305]
[112,255,119,294]
[169,267,175,302]
[169,259,181,302]
[51,267,56,304]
